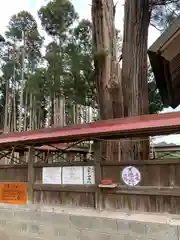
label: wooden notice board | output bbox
[0,182,27,204]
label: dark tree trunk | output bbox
[92,0,115,120]
[92,0,124,162]
[122,0,151,160]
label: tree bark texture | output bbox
[92,0,124,161]
[122,0,150,160]
[4,79,9,133]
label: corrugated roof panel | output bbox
[0,112,180,148]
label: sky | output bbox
[0,0,179,143]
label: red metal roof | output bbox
[0,111,180,148]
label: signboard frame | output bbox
[42,166,95,185]
[0,182,27,204]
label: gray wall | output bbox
[0,204,179,240]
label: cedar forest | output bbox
[0,0,179,160]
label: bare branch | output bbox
[150,22,163,31]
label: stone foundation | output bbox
[0,204,179,239]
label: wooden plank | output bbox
[0,161,95,169]
[34,184,97,193]
[99,184,117,188]
[0,182,27,204]
[35,161,94,168]
[101,159,180,166]
[94,141,103,209]
[104,185,180,196]
[0,165,28,169]
[33,190,95,207]
[27,147,35,203]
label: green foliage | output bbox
[64,19,94,106]
[0,11,44,130]
[38,0,78,36]
[6,11,38,40]
[5,11,43,69]
[93,48,109,63]
[0,0,177,131]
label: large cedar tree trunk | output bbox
[92,0,123,161]
[122,0,150,160]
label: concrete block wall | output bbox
[0,204,179,239]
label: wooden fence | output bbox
[1,159,180,214]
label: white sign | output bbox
[122,166,141,186]
[84,166,95,184]
[62,166,83,184]
[43,167,62,184]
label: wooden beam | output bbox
[27,147,35,203]
[101,159,180,166]
[34,184,97,193]
[0,161,95,169]
[104,185,180,196]
[35,161,94,168]
[94,141,103,209]
[0,159,179,169]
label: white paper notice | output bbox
[62,166,83,184]
[42,167,62,184]
[84,166,95,184]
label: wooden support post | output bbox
[94,141,103,209]
[19,150,25,164]
[27,146,35,203]
[44,151,48,163]
[10,147,15,165]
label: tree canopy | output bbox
[0,0,178,132]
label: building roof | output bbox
[0,112,180,148]
[148,16,180,108]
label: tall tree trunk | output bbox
[29,93,33,130]
[24,90,28,131]
[13,41,17,132]
[8,98,13,132]
[19,31,25,132]
[32,96,36,130]
[51,95,54,127]
[12,65,16,131]
[122,0,150,160]
[13,86,17,131]
[92,0,123,161]
[92,0,114,120]
[54,95,65,127]
[4,79,9,133]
